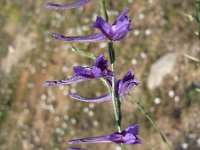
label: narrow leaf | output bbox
[70,45,96,60]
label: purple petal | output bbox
[108,133,124,144]
[43,76,88,86]
[52,33,107,42]
[125,124,139,135]
[122,70,133,82]
[93,54,104,66]
[45,0,91,10]
[69,135,111,144]
[73,66,103,78]
[115,8,129,22]
[93,54,108,69]
[112,15,130,33]
[106,70,115,77]
[69,93,111,102]
[111,24,131,41]
[121,133,142,144]
[73,56,113,78]
[117,70,139,98]
[91,66,102,78]
[110,8,131,41]
[92,16,112,39]
[119,80,138,98]
[73,66,94,78]
[109,124,142,145]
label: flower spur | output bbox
[45,0,91,10]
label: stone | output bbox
[147,53,177,90]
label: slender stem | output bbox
[127,94,173,150]
[111,63,121,132]
[100,0,108,21]
[109,42,125,150]
[99,1,125,149]
[194,0,200,38]
[111,62,126,150]
[100,78,111,92]
[99,0,122,132]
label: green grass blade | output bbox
[127,94,173,150]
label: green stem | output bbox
[100,0,108,21]
[111,63,121,132]
[127,94,173,150]
[99,0,122,132]
[111,62,126,150]
[99,1,125,149]
[194,0,200,38]
[109,42,125,150]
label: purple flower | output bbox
[115,69,139,99]
[69,124,142,145]
[45,0,91,10]
[43,54,113,86]
[69,70,138,102]
[52,9,131,42]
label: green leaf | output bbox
[70,45,96,60]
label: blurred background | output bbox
[0,0,200,150]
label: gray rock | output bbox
[147,53,177,90]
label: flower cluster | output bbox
[44,0,141,149]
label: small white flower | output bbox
[182,143,188,149]
[168,90,175,98]
[154,97,161,105]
